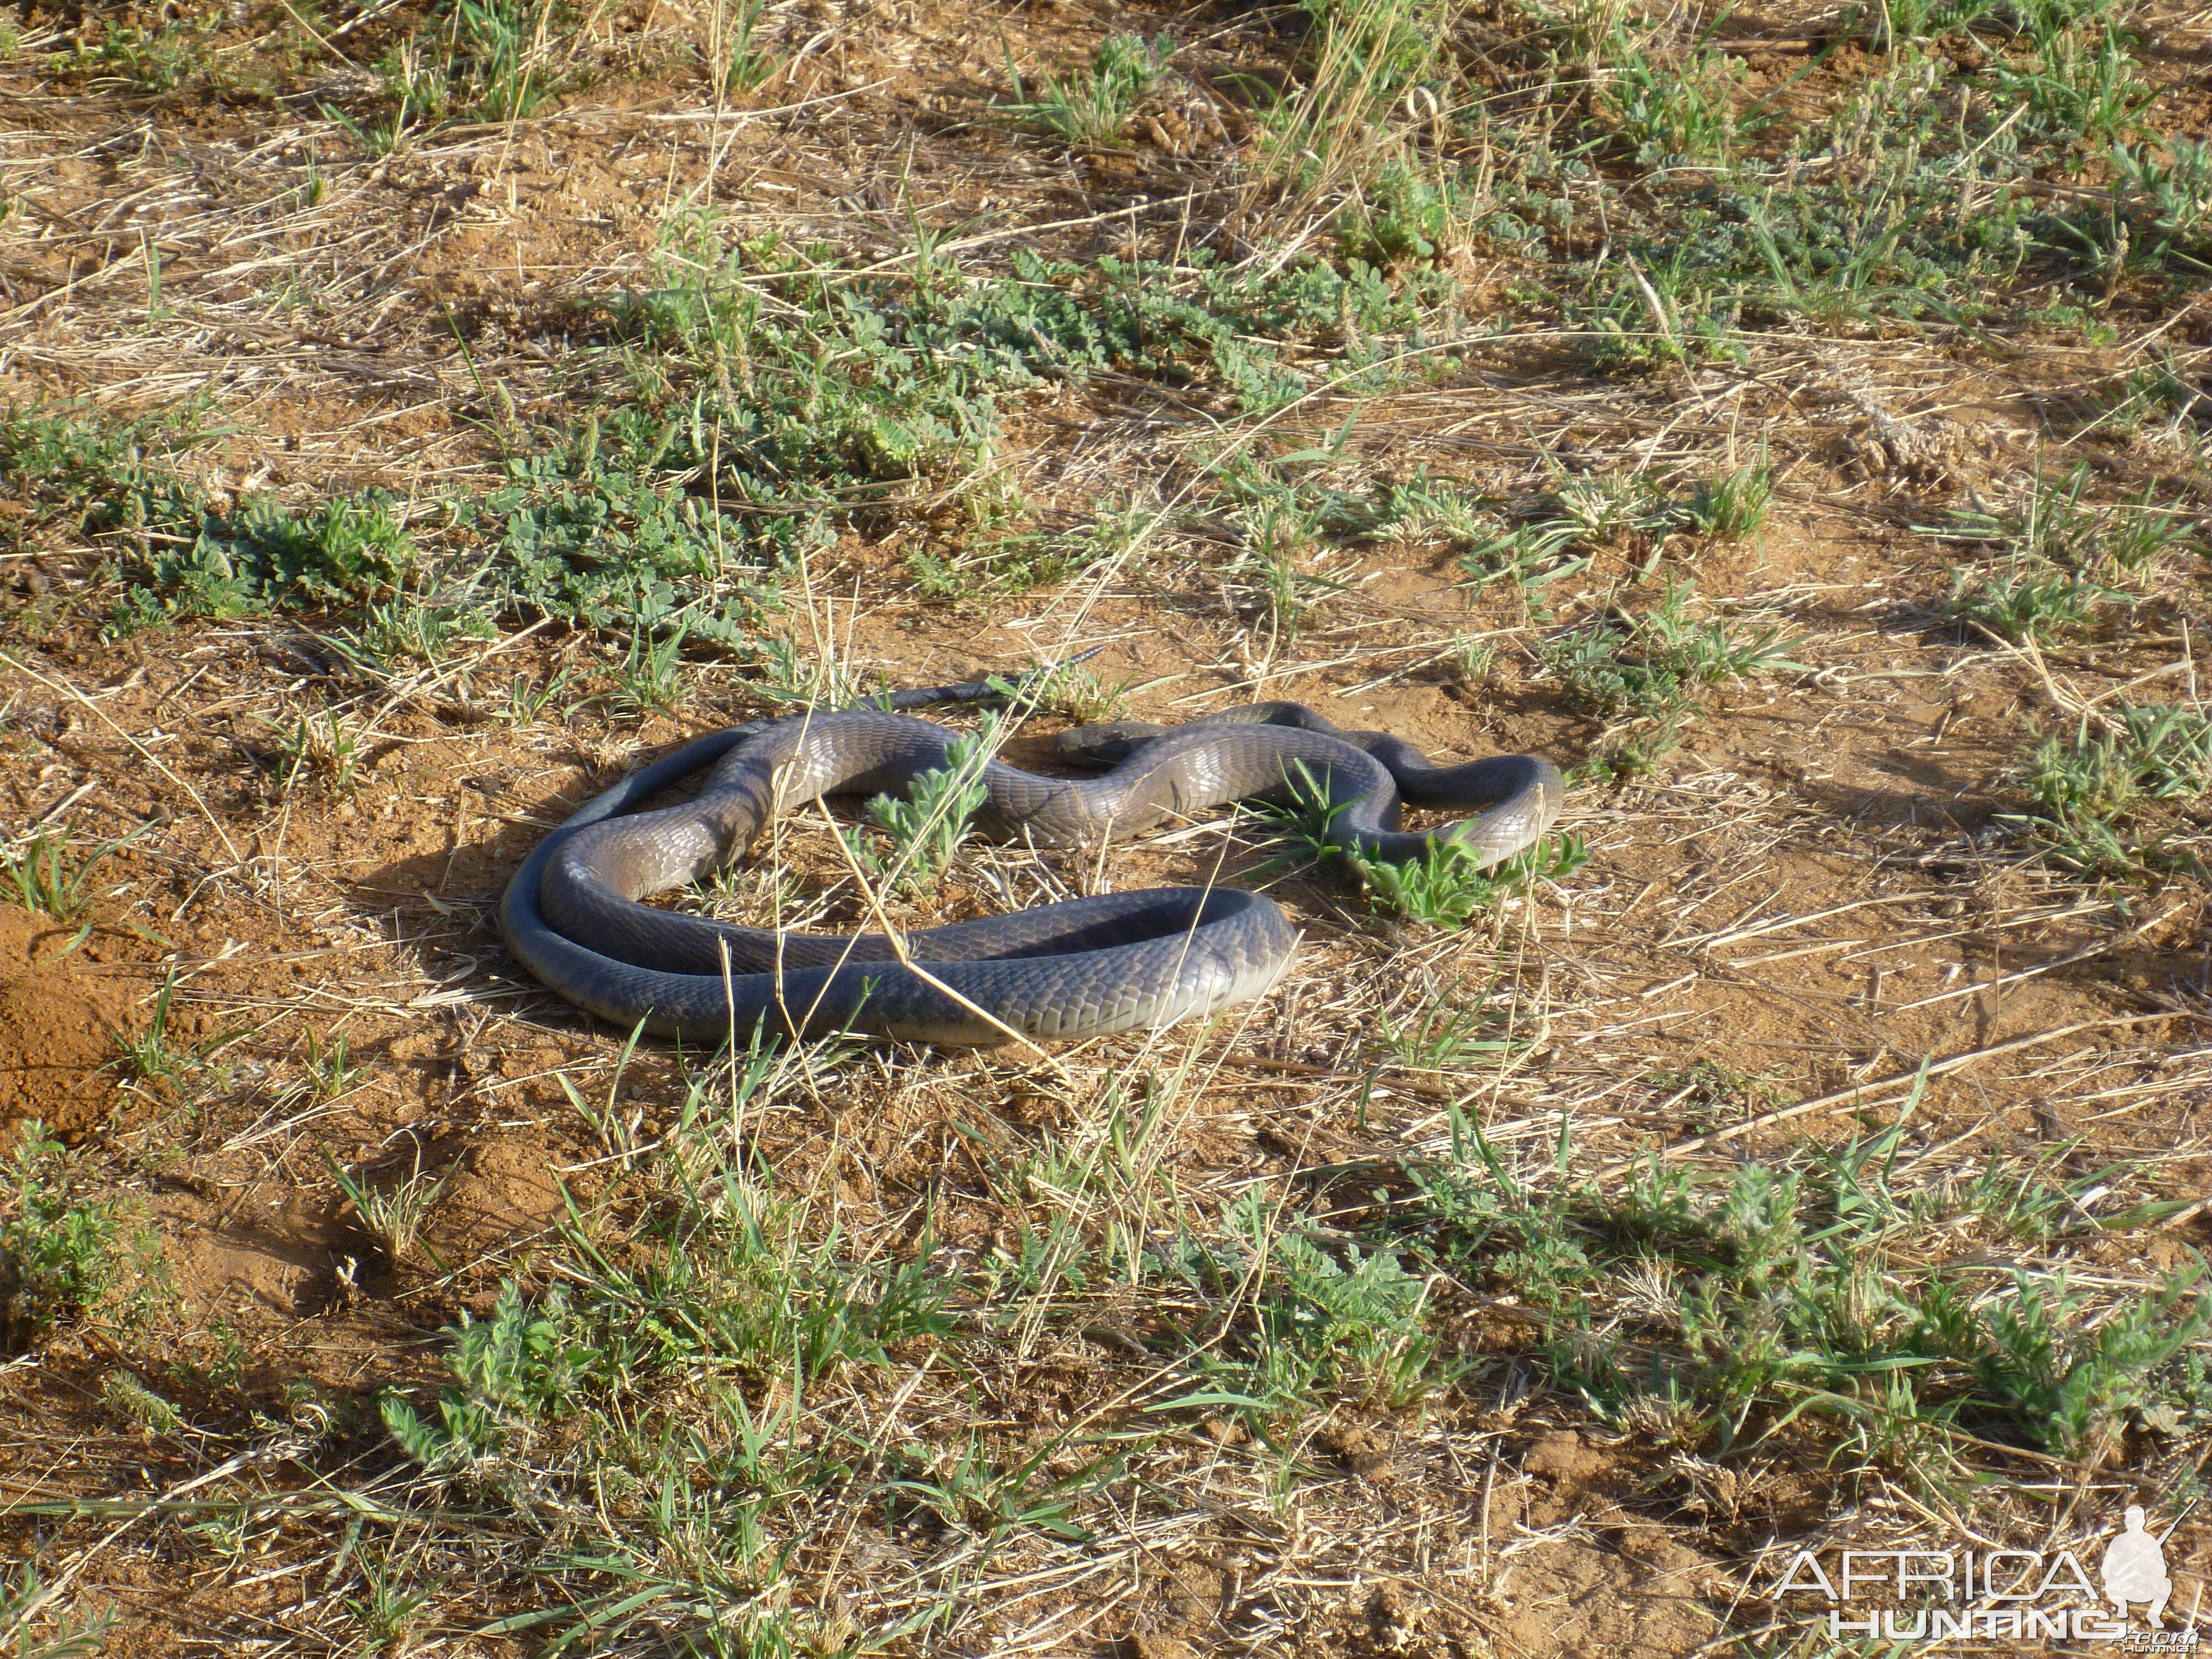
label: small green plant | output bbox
[1859,0,1995,48]
[1447,633,1498,687]
[497,663,578,725]
[456,0,560,123]
[879,1433,1100,1542]
[118,974,226,1090]
[1636,582,1807,685]
[1547,619,1686,717]
[1265,761,1589,926]
[2112,138,2212,262]
[1683,457,1774,540]
[303,1029,363,1099]
[2003,703,2212,879]
[1353,833,1590,927]
[380,1280,606,1471]
[324,1145,456,1271]
[1992,23,2153,149]
[1600,46,1755,166]
[997,32,1174,145]
[1338,161,1457,266]
[2,826,134,953]
[1186,1188,1459,1415]
[1578,706,1693,782]
[1969,1267,2211,1459]
[711,0,782,94]
[320,99,412,159]
[1035,665,1131,726]
[1547,586,1798,779]
[1947,556,2107,644]
[612,619,692,718]
[1,1123,121,1348]
[359,597,493,666]
[1378,978,1516,1070]
[1235,496,1335,641]
[1258,0,1446,207]
[271,707,362,797]
[101,1370,185,1436]
[845,728,995,895]
[377,38,451,122]
[1550,471,1677,549]
[0,1560,116,1659]
[979,658,1134,727]
[342,1557,434,1650]
[1461,521,1589,606]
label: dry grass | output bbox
[2,0,2212,1651]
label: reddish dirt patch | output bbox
[0,909,126,1137]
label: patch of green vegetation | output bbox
[1942,462,2204,577]
[2,825,138,956]
[366,1048,995,1650]
[301,1028,362,1099]
[1454,461,1771,594]
[7,219,1475,658]
[1547,581,1805,718]
[1265,0,1451,204]
[349,0,565,127]
[1573,260,1750,372]
[1352,833,1590,927]
[1989,18,2152,150]
[324,1146,456,1272]
[117,974,234,1095]
[1858,0,1997,50]
[1947,555,2111,644]
[1600,45,1758,167]
[1170,1187,1458,1413]
[1,1559,116,1658]
[101,1370,186,1436]
[1683,456,1774,539]
[996,31,1174,145]
[843,727,995,896]
[1,1124,123,1350]
[340,1557,432,1655]
[1932,466,2201,645]
[2006,703,2212,880]
[1376,977,1517,1071]
[1545,581,1804,782]
[1527,22,2192,347]
[55,19,210,92]
[2111,138,2212,265]
[265,706,363,797]
[708,0,781,95]
[1338,160,1458,267]
[1397,1110,2206,1463]
[2,410,426,633]
[2095,349,2209,438]
[1266,759,1592,926]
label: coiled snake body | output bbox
[500,695,1564,1046]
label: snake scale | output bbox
[499,685,1564,1046]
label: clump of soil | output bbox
[0,911,125,1137]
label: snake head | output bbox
[1051,720,1171,768]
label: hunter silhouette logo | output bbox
[1771,1505,2201,1647]
[2105,1507,2174,1629]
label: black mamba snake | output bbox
[499,684,1564,1045]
